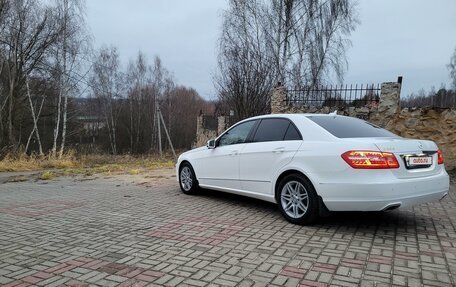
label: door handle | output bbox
[230,150,239,156]
[273,147,285,153]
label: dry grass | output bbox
[0,152,77,172]
[0,151,175,176]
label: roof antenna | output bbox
[329,110,337,116]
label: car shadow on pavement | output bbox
[196,188,414,228]
[197,188,278,210]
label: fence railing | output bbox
[286,84,381,108]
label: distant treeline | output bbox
[0,0,213,157]
[401,88,456,108]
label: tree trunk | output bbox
[52,80,62,156]
[58,0,69,159]
[129,97,133,153]
[7,75,15,148]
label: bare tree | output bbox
[215,0,359,119]
[266,0,358,87]
[0,0,60,150]
[90,46,124,154]
[162,86,211,149]
[215,0,276,120]
[126,51,149,153]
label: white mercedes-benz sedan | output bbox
[176,114,450,224]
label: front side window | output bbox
[253,118,293,142]
[218,120,256,146]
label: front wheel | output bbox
[179,163,199,195]
[277,174,319,225]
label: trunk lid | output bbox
[343,137,442,178]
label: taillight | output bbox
[437,150,444,165]
[342,150,400,169]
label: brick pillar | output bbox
[271,83,287,114]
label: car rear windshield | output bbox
[307,115,398,138]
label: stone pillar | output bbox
[196,115,203,136]
[271,83,287,114]
[217,116,226,135]
[378,82,401,117]
[370,81,401,128]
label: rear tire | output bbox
[179,162,199,195]
[277,173,319,225]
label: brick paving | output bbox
[0,169,455,287]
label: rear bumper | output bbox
[317,170,450,211]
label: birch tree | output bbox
[50,0,89,158]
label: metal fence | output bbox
[286,83,381,108]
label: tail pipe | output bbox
[382,203,401,211]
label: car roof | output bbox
[243,113,348,121]
[230,113,339,141]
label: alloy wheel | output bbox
[280,180,309,219]
[180,166,193,191]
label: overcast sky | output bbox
[86,0,456,99]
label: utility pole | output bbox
[159,108,176,158]
[154,98,176,158]
[156,104,162,157]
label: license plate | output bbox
[408,156,432,166]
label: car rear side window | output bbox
[307,116,398,138]
[253,118,294,142]
[284,123,302,140]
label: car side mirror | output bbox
[207,139,216,149]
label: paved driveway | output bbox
[0,169,455,287]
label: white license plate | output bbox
[408,156,432,166]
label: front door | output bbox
[194,120,257,190]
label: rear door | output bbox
[239,118,302,195]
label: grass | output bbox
[0,151,175,177]
[39,171,55,181]
[129,169,141,175]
